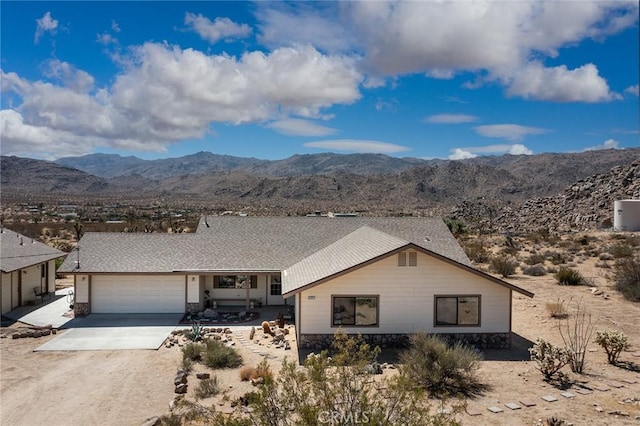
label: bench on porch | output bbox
[33,287,52,304]
[212,298,260,308]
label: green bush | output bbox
[613,257,640,301]
[203,339,243,369]
[490,255,518,277]
[400,333,484,397]
[554,267,583,285]
[529,339,571,381]
[182,342,204,362]
[595,331,630,364]
[195,376,220,400]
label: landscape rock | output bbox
[174,383,188,394]
[140,416,161,426]
[196,372,210,380]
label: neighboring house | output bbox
[1,228,67,316]
[58,216,533,348]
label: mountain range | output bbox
[2,149,638,220]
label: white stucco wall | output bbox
[1,272,12,314]
[299,251,512,335]
[20,265,41,304]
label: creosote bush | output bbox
[554,267,583,285]
[524,253,546,266]
[490,254,518,278]
[595,331,630,364]
[613,257,640,302]
[400,333,484,398]
[529,339,571,381]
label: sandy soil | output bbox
[1,232,639,425]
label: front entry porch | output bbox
[186,272,290,312]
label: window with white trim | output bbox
[398,251,417,267]
[270,276,282,296]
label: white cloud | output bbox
[34,11,58,44]
[449,148,477,160]
[267,119,338,137]
[506,62,621,102]
[449,143,533,160]
[256,3,355,53]
[257,1,637,103]
[424,114,479,124]
[304,139,410,153]
[185,13,252,44]
[111,20,121,33]
[42,59,94,93]
[474,124,548,141]
[584,138,620,151]
[1,43,363,158]
[97,33,117,45]
[625,84,639,96]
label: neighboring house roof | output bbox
[0,228,67,273]
[59,216,470,273]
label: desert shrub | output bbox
[463,241,490,263]
[546,266,558,274]
[613,257,640,301]
[239,366,255,381]
[595,331,630,364]
[245,331,458,425]
[524,253,546,265]
[595,260,611,269]
[545,417,566,426]
[523,263,547,276]
[252,358,273,382]
[599,252,614,261]
[195,376,220,400]
[611,243,634,259]
[545,299,568,318]
[400,332,484,397]
[159,413,183,426]
[444,218,468,236]
[529,339,571,381]
[182,342,204,362]
[181,357,193,372]
[490,254,518,277]
[203,339,243,369]
[546,251,568,265]
[554,267,583,285]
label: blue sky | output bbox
[1,1,638,161]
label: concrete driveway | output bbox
[35,313,182,351]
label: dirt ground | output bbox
[1,231,639,425]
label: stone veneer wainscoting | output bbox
[298,332,511,350]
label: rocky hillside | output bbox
[451,160,640,234]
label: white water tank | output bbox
[614,200,640,231]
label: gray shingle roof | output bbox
[282,226,409,295]
[1,228,66,272]
[59,216,470,273]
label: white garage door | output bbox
[92,275,185,313]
